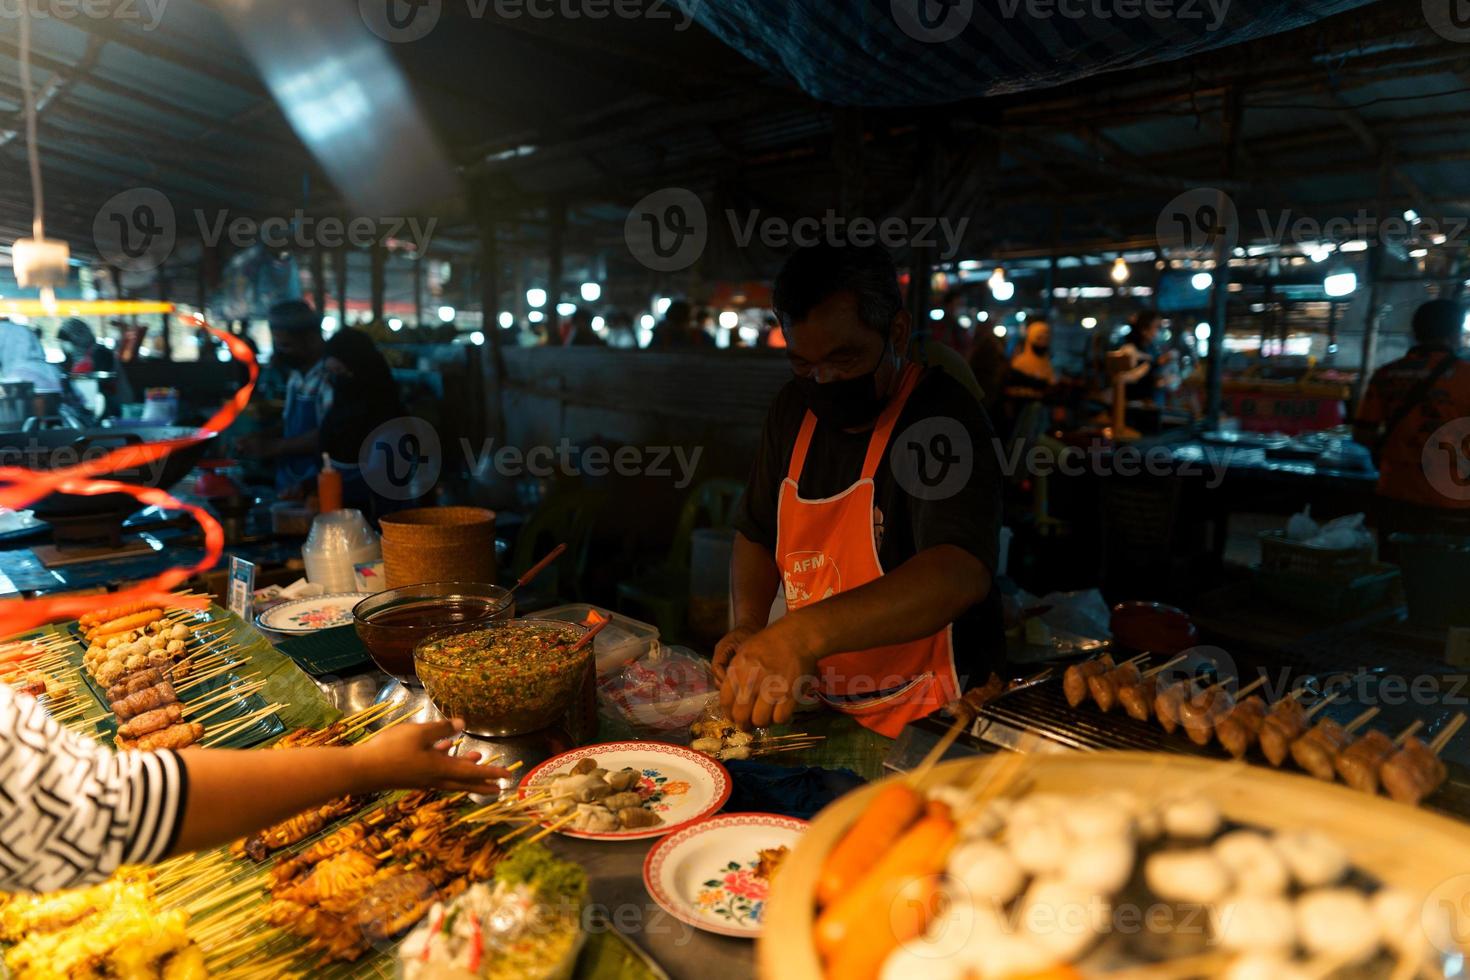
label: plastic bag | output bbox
[1306,513,1373,551]
[596,644,718,733]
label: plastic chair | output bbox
[509,486,603,609]
[616,478,745,641]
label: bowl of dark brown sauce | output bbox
[352,582,514,683]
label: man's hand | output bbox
[719,618,823,730]
[712,623,761,684]
[350,720,512,794]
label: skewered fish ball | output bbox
[947,839,1026,906]
[1273,829,1347,888]
[1064,835,1134,895]
[1296,888,1380,964]
[1007,819,1071,876]
[1018,877,1110,962]
[1160,796,1222,839]
[1223,953,1311,980]
[1145,850,1232,904]
[1213,831,1290,896]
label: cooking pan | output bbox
[0,421,215,521]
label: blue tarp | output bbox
[686,0,1375,106]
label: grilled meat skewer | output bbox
[1063,655,1114,708]
[1216,696,1269,759]
[1290,707,1379,781]
[1381,714,1465,806]
[1260,696,1319,767]
[1333,723,1419,794]
[1087,659,1143,713]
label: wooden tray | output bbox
[758,751,1470,980]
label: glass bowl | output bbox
[413,619,590,737]
[352,582,514,683]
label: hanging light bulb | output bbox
[1111,257,1130,284]
[989,267,1015,302]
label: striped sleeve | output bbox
[0,686,188,894]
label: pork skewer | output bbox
[1334,720,1424,794]
[1117,654,1188,723]
[1086,654,1149,713]
[1063,654,1115,708]
[1290,706,1381,781]
[1154,677,1197,735]
[1211,678,1285,758]
[1381,713,1466,806]
[1180,676,1267,747]
[1261,691,1336,767]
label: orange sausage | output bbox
[824,874,939,980]
[88,610,163,642]
[816,783,923,909]
[815,814,956,959]
[80,602,158,629]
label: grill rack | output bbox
[962,678,1470,821]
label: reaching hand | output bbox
[351,720,511,794]
[718,620,821,730]
[712,624,761,684]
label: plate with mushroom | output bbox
[519,741,733,841]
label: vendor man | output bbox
[240,300,332,494]
[716,243,1005,736]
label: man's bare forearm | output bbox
[780,545,992,662]
[731,532,780,630]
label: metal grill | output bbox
[967,680,1470,822]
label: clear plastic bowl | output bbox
[352,582,514,683]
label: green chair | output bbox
[510,486,603,609]
[616,478,745,642]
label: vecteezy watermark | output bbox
[892,418,975,502]
[1423,418,1470,505]
[1424,0,1470,43]
[624,187,970,272]
[625,188,708,273]
[359,0,698,43]
[993,439,1232,490]
[997,0,1230,29]
[0,0,170,30]
[891,0,974,43]
[1156,187,1240,259]
[93,188,437,273]
[358,419,707,501]
[1158,187,1470,256]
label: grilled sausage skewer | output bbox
[1117,654,1188,723]
[1203,676,1270,756]
[1381,713,1466,806]
[1335,720,1424,794]
[1063,654,1115,708]
[1086,654,1149,713]
[1290,706,1380,781]
[1261,691,1336,767]
[1179,676,1267,747]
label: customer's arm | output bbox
[0,687,505,894]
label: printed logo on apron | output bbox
[782,550,840,607]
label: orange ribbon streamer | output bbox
[0,313,259,637]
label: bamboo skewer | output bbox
[526,811,579,844]
[1394,720,1425,746]
[906,714,969,787]
[1346,706,1381,734]
[199,703,286,746]
[1431,712,1467,754]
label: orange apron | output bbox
[775,363,960,738]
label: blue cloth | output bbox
[684,0,1371,106]
[276,361,330,492]
[721,761,867,821]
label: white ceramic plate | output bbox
[643,813,807,939]
[519,741,732,841]
[255,593,373,634]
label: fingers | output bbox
[416,718,462,746]
[726,663,759,730]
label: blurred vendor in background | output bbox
[0,317,62,418]
[238,300,331,496]
[320,327,406,517]
[1353,298,1470,552]
[1111,310,1174,405]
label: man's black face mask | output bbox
[795,338,891,429]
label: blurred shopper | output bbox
[0,318,61,395]
[238,300,331,494]
[59,318,130,419]
[1111,310,1174,405]
[1354,298,1470,549]
[562,308,603,347]
[650,301,713,349]
[1006,318,1055,400]
[320,327,407,517]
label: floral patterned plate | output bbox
[519,741,733,841]
[255,593,374,635]
[643,813,807,939]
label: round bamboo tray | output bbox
[758,751,1470,980]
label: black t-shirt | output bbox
[733,366,1006,691]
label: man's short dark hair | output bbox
[268,299,321,334]
[773,243,903,334]
[1412,298,1465,346]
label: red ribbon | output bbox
[0,314,259,636]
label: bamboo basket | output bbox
[379,506,496,589]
